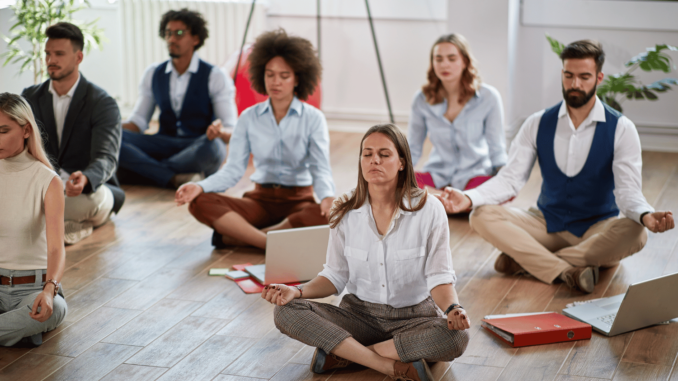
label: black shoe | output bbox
[212,230,227,249]
[105,183,126,215]
[15,333,42,348]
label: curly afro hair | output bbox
[159,8,209,50]
[248,29,321,101]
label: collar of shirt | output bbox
[354,193,415,238]
[256,96,303,117]
[558,96,605,133]
[48,73,81,99]
[165,52,201,76]
[429,89,481,118]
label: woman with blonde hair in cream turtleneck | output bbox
[0,92,67,347]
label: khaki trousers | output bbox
[64,184,114,228]
[469,205,648,284]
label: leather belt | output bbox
[259,183,296,190]
[0,274,47,286]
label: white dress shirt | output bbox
[465,97,654,224]
[125,52,238,132]
[48,73,81,146]
[318,191,456,308]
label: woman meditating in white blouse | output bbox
[0,93,67,347]
[261,124,470,381]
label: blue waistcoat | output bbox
[152,59,214,138]
[536,101,621,237]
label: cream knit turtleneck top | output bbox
[0,148,57,270]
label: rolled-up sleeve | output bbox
[317,221,349,295]
[424,199,456,291]
[125,65,157,133]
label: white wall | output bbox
[514,1,678,151]
[447,0,510,127]
[448,0,678,152]
[0,0,123,98]
[2,0,445,127]
[266,0,448,124]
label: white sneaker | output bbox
[170,173,203,189]
[64,220,94,245]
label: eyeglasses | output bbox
[164,29,187,39]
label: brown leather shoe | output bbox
[391,359,433,381]
[561,267,596,294]
[494,253,525,275]
[310,348,352,374]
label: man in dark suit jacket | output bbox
[22,22,124,245]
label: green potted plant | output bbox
[547,34,678,113]
[2,0,105,84]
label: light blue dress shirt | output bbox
[408,83,507,189]
[197,97,336,200]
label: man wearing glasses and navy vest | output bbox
[120,8,237,188]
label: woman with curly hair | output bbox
[0,93,67,347]
[261,124,470,381]
[176,29,335,249]
[409,34,507,195]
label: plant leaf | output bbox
[644,78,678,93]
[642,89,658,100]
[546,34,565,56]
[626,44,677,73]
[602,96,623,113]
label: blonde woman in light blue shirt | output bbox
[409,34,507,195]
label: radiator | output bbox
[119,0,267,108]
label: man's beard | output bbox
[169,52,180,59]
[562,84,597,109]
[48,66,75,81]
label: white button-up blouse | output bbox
[318,191,456,308]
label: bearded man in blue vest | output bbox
[436,40,674,293]
[119,8,237,188]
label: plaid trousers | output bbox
[274,294,470,363]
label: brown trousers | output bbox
[470,205,648,284]
[189,184,328,229]
[274,294,470,363]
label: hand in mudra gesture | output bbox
[435,187,472,214]
[642,211,674,233]
[447,307,471,330]
[175,183,203,206]
[261,284,298,306]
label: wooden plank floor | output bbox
[2,131,677,381]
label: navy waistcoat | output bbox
[152,59,214,138]
[536,101,621,237]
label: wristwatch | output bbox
[295,284,304,299]
[445,303,463,315]
[43,279,59,298]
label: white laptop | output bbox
[562,272,678,336]
[245,225,330,285]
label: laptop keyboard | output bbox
[598,313,617,327]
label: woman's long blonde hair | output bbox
[0,93,54,170]
[422,33,481,105]
[329,124,427,228]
